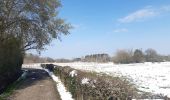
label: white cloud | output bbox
[72,24,81,29]
[118,7,157,23]
[113,28,128,33]
[161,5,170,12]
[118,5,170,23]
[71,24,86,32]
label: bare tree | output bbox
[113,50,133,64]
[145,48,161,62]
[133,49,145,63]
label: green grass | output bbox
[0,72,27,100]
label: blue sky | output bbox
[34,0,170,59]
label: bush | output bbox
[0,37,23,94]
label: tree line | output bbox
[113,48,170,64]
[25,49,170,64]
[83,54,111,62]
[62,49,170,64]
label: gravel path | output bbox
[8,69,61,100]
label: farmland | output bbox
[55,62,170,98]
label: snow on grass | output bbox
[69,70,77,77]
[55,62,170,97]
[44,69,74,100]
[81,78,89,84]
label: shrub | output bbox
[0,37,23,94]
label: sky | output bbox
[31,0,170,59]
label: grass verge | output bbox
[0,71,27,100]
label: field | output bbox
[55,62,170,98]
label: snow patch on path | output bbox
[44,69,74,100]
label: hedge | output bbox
[0,37,23,94]
[53,65,138,100]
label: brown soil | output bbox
[7,69,61,100]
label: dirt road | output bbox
[8,69,61,100]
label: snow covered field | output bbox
[22,63,42,69]
[55,62,170,97]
